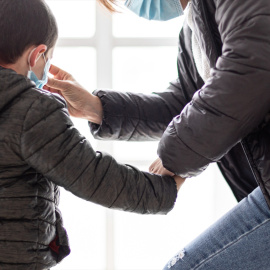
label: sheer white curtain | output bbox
[46,1,237,269]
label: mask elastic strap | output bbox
[42,53,48,65]
[28,48,36,71]
[28,47,43,71]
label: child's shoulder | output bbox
[25,87,67,110]
[0,67,67,113]
[21,86,71,133]
[1,68,70,134]
[21,86,69,125]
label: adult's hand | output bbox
[149,158,185,191]
[149,157,175,176]
[173,175,185,191]
[45,65,103,124]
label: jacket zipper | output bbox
[241,140,260,186]
[241,139,270,207]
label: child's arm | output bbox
[21,92,177,214]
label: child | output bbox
[0,1,183,269]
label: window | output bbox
[46,1,237,269]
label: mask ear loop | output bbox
[28,47,43,71]
[42,53,48,64]
[28,48,36,71]
[42,53,49,67]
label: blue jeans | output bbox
[163,187,270,270]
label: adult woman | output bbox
[46,0,270,268]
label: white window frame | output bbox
[56,3,178,269]
[52,2,237,270]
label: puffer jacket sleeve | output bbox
[88,87,184,141]
[89,22,203,141]
[158,0,270,177]
[20,92,177,214]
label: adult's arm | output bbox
[158,0,270,177]
[89,22,204,141]
[45,22,203,141]
[20,91,177,214]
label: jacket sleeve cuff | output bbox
[88,89,140,140]
[140,172,178,215]
[158,121,210,178]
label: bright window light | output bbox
[46,1,237,269]
[47,0,96,38]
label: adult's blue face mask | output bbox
[27,52,51,89]
[125,0,184,21]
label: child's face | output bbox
[31,47,55,79]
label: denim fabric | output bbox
[163,187,270,270]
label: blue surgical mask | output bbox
[125,0,184,21]
[27,53,51,89]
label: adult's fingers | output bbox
[49,64,72,80]
[47,77,69,91]
[173,176,185,191]
[44,84,63,96]
[43,85,49,91]
[149,157,160,172]
[49,64,63,76]
[149,158,175,176]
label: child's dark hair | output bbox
[0,0,58,64]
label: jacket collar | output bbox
[189,0,222,68]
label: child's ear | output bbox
[28,44,48,68]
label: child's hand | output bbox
[45,65,103,124]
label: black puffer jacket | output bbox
[0,66,177,270]
[90,0,270,207]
